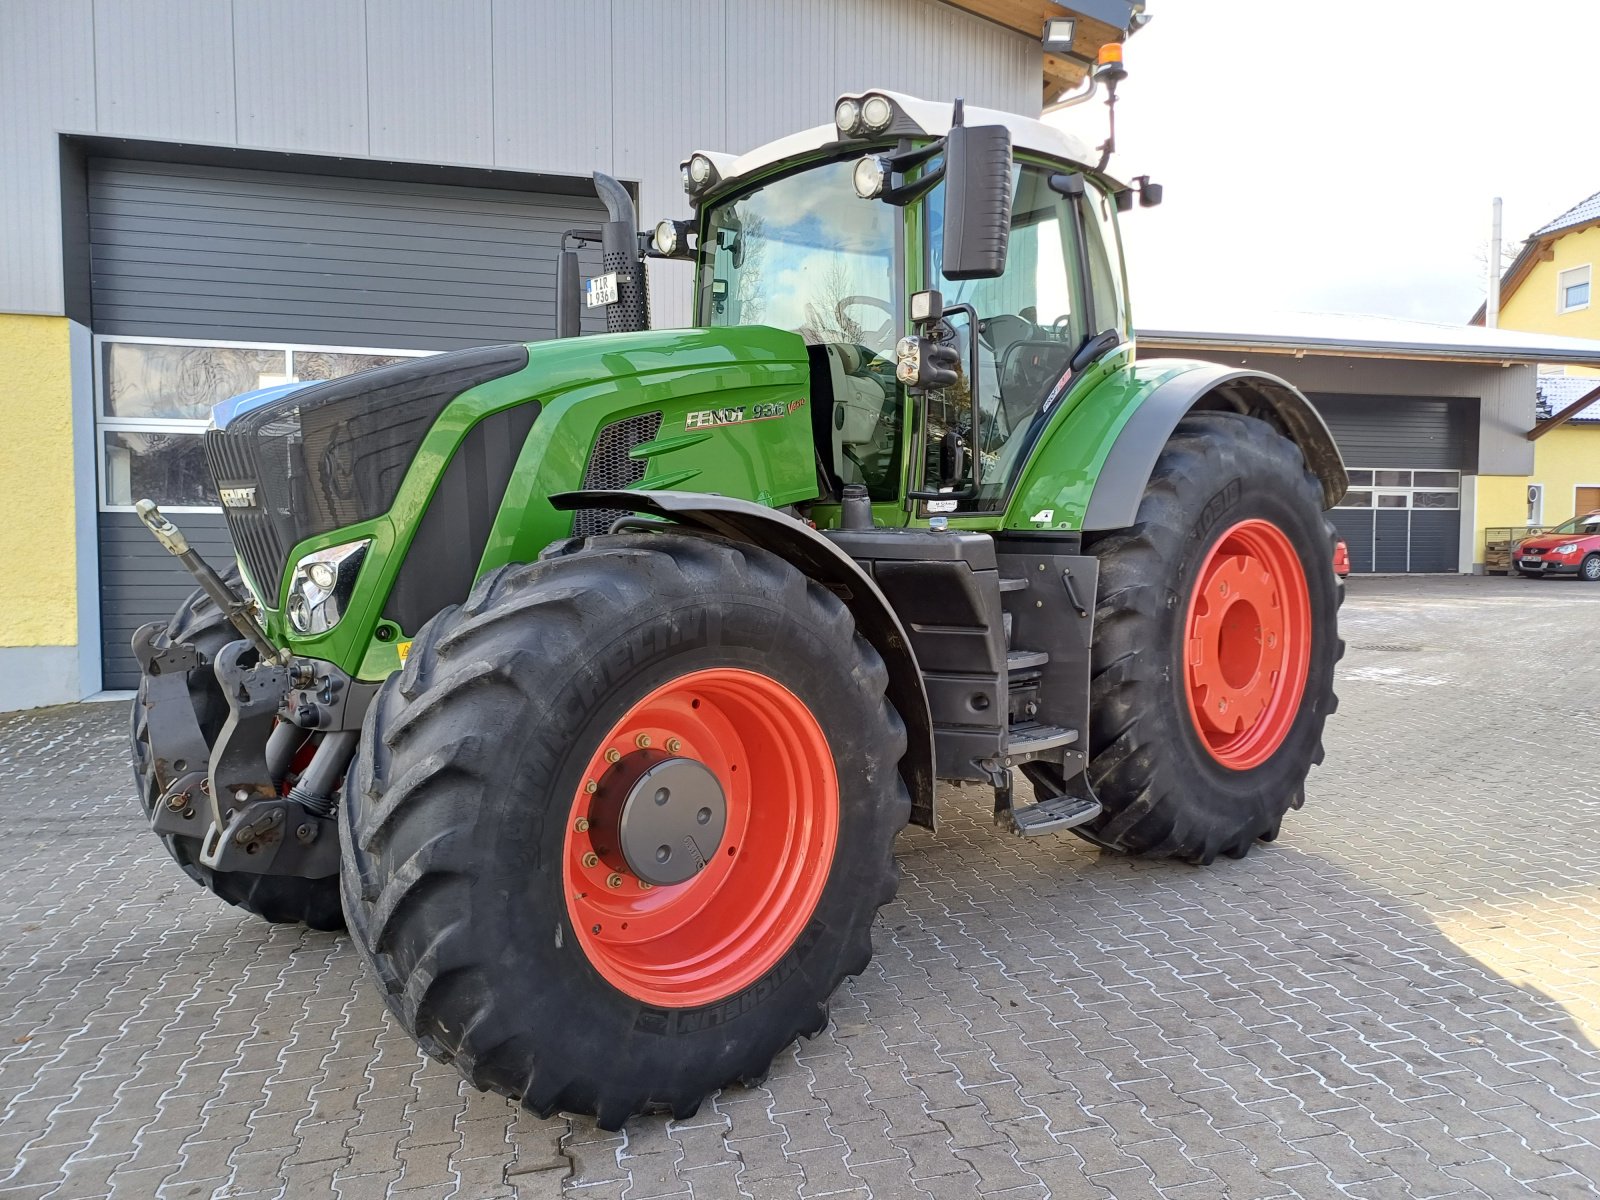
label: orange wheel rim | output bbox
[562,667,839,1008]
[1182,519,1312,771]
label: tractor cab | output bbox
[664,90,1141,518]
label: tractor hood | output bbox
[202,325,818,679]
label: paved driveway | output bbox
[3,575,1599,1199]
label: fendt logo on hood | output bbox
[685,397,805,431]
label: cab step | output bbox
[1006,721,1078,758]
[1011,793,1103,837]
[1006,648,1050,672]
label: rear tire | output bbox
[341,532,909,1128]
[130,576,344,930]
[1080,412,1343,864]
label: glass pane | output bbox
[928,165,1080,506]
[1345,469,1374,486]
[293,350,416,382]
[1566,281,1591,309]
[1377,493,1408,508]
[1080,183,1128,336]
[103,431,216,507]
[1337,490,1372,508]
[1413,470,1459,488]
[1413,491,1459,509]
[1373,469,1410,487]
[700,157,902,502]
[104,342,287,421]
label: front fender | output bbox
[551,489,938,830]
[1004,359,1348,532]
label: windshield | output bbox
[1549,513,1600,536]
[700,158,905,501]
[701,158,898,354]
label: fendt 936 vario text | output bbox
[131,72,1345,1125]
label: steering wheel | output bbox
[836,295,894,344]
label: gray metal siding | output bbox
[88,158,606,350]
[2,0,1041,319]
[99,513,233,690]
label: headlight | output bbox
[861,94,893,131]
[853,155,887,199]
[1556,543,1579,555]
[286,539,369,635]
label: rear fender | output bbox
[1005,360,1348,533]
[551,489,937,829]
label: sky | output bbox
[1044,1,1600,328]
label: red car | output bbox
[1333,538,1350,578]
[1515,512,1600,580]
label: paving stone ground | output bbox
[3,574,1600,1199]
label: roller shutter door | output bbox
[91,157,605,689]
[1311,395,1474,574]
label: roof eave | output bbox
[1138,329,1600,368]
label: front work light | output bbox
[681,153,721,197]
[861,94,893,132]
[286,539,369,635]
[652,219,695,258]
[835,98,861,135]
[853,155,888,199]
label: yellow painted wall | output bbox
[0,315,78,648]
[1501,223,1600,341]
[1474,474,1534,562]
[1533,424,1600,525]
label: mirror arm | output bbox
[906,301,983,503]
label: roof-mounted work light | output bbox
[1042,18,1076,55]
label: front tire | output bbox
[1581,554,1600,582]
[1080,412,1342,864]
[341,532,909,1128]
[130,576,345,930]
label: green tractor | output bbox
[130,88,1345,1128]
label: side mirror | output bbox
[940,124,1012,281]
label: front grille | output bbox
[572,411,663,538]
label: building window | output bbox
[96,337,429,512]
[1334,469,1460,510]
[1559,264,1591,314]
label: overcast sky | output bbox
[1045,1,1600,328]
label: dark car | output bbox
[1515,512,1600,580]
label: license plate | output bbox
[585,272,619,308]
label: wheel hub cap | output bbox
[608,754,727,886]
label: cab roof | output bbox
[695,90,1101,198]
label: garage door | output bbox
[1312,395,1475,574]
[91,157,606,689]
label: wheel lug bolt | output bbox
[584,780,597,794]
[635,733,651,749]
[574,817,590,833]
[606,873,624,889]
[666,738,681,753]
[605,748,621,764]
[582,851,599,868]
[639,881,653,890]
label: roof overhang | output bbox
[1139,311,1600,369]
[939,1,1148,103]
